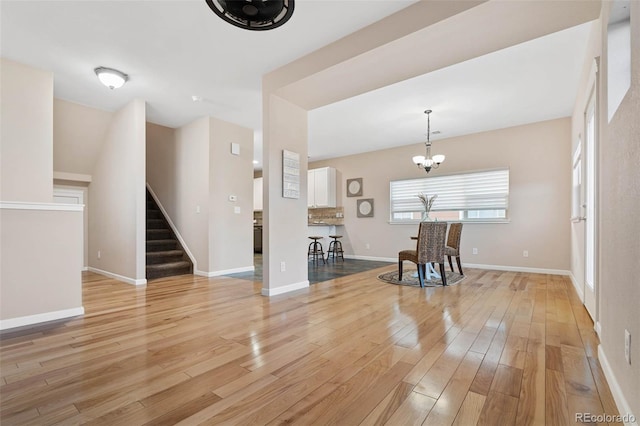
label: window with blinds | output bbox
[390,168,509,222]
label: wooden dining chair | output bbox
[445,222,463,275]
[398,221,448,287]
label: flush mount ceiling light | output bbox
[94,66,128,90]
[205,0,294,31]
[412,109,445,173]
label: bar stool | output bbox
[308,236,326,264]
[327,235,344,262]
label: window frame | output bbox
[389,168,510,224]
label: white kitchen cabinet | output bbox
[253,177,263,211]
[308,167,336,208]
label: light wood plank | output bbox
[452,391,486,426]
[477,391,519,426]
[546,368,570,426]
[490,364,524,398]
[422,351,484,425]
[358,381,414,426]
[0,269,621,425]
[381,390,437,426]
[515,341,546,426]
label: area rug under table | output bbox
[378,269,465,287]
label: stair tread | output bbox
[146,261,191,270]
[145,189,192,280]
[147,250,183,257]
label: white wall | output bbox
[88,99,146,284]
[0,58,53,202]
[312,118,572,272]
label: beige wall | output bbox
[0,207,83,326]
[596,0,640,417]
[170,117,211,272]
[0,58,53,202]
[53,99,113,175]
[52,99,113,271]
[262,94,310,294]
[146,122,177,214]
[208,117,254,272]
[311,118,571,271]
[89,99,146,283]
[0,59,83,328]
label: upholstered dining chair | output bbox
[398,221,448,287]
[445,222,464,275]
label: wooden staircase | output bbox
[146,190,193,280]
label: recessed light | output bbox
[192,95,203,102]
[253,160,259,164]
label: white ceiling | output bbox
[1,1,592,168]
[308,22,592,161]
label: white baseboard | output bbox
[0,201,84,212]
[88,267,147,286]
[595,321,602,337]
[462,263,570,276]
[262,280,309,296]
[570,272,585,301]
[344,255,395,262]
[82,266,89,272]
[597,345,638,426]
[345,255,571,276]
[0,307,85,330]
[195,266,255,277]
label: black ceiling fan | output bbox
[205,0,295,31]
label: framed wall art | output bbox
[282,149,300,199]
[346,178,363,197]
[357,198,374,218]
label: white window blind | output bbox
[390,169,509,215]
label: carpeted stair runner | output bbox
[146,190,193,280]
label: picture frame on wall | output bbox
[357,198,374,218]
[346,178,363,197]
[282,149,300,199]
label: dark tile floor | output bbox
[226,254,393,284]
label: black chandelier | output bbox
[205,0,295,31]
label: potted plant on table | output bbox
[417,193,437,221]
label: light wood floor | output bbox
[1,267,621,425]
